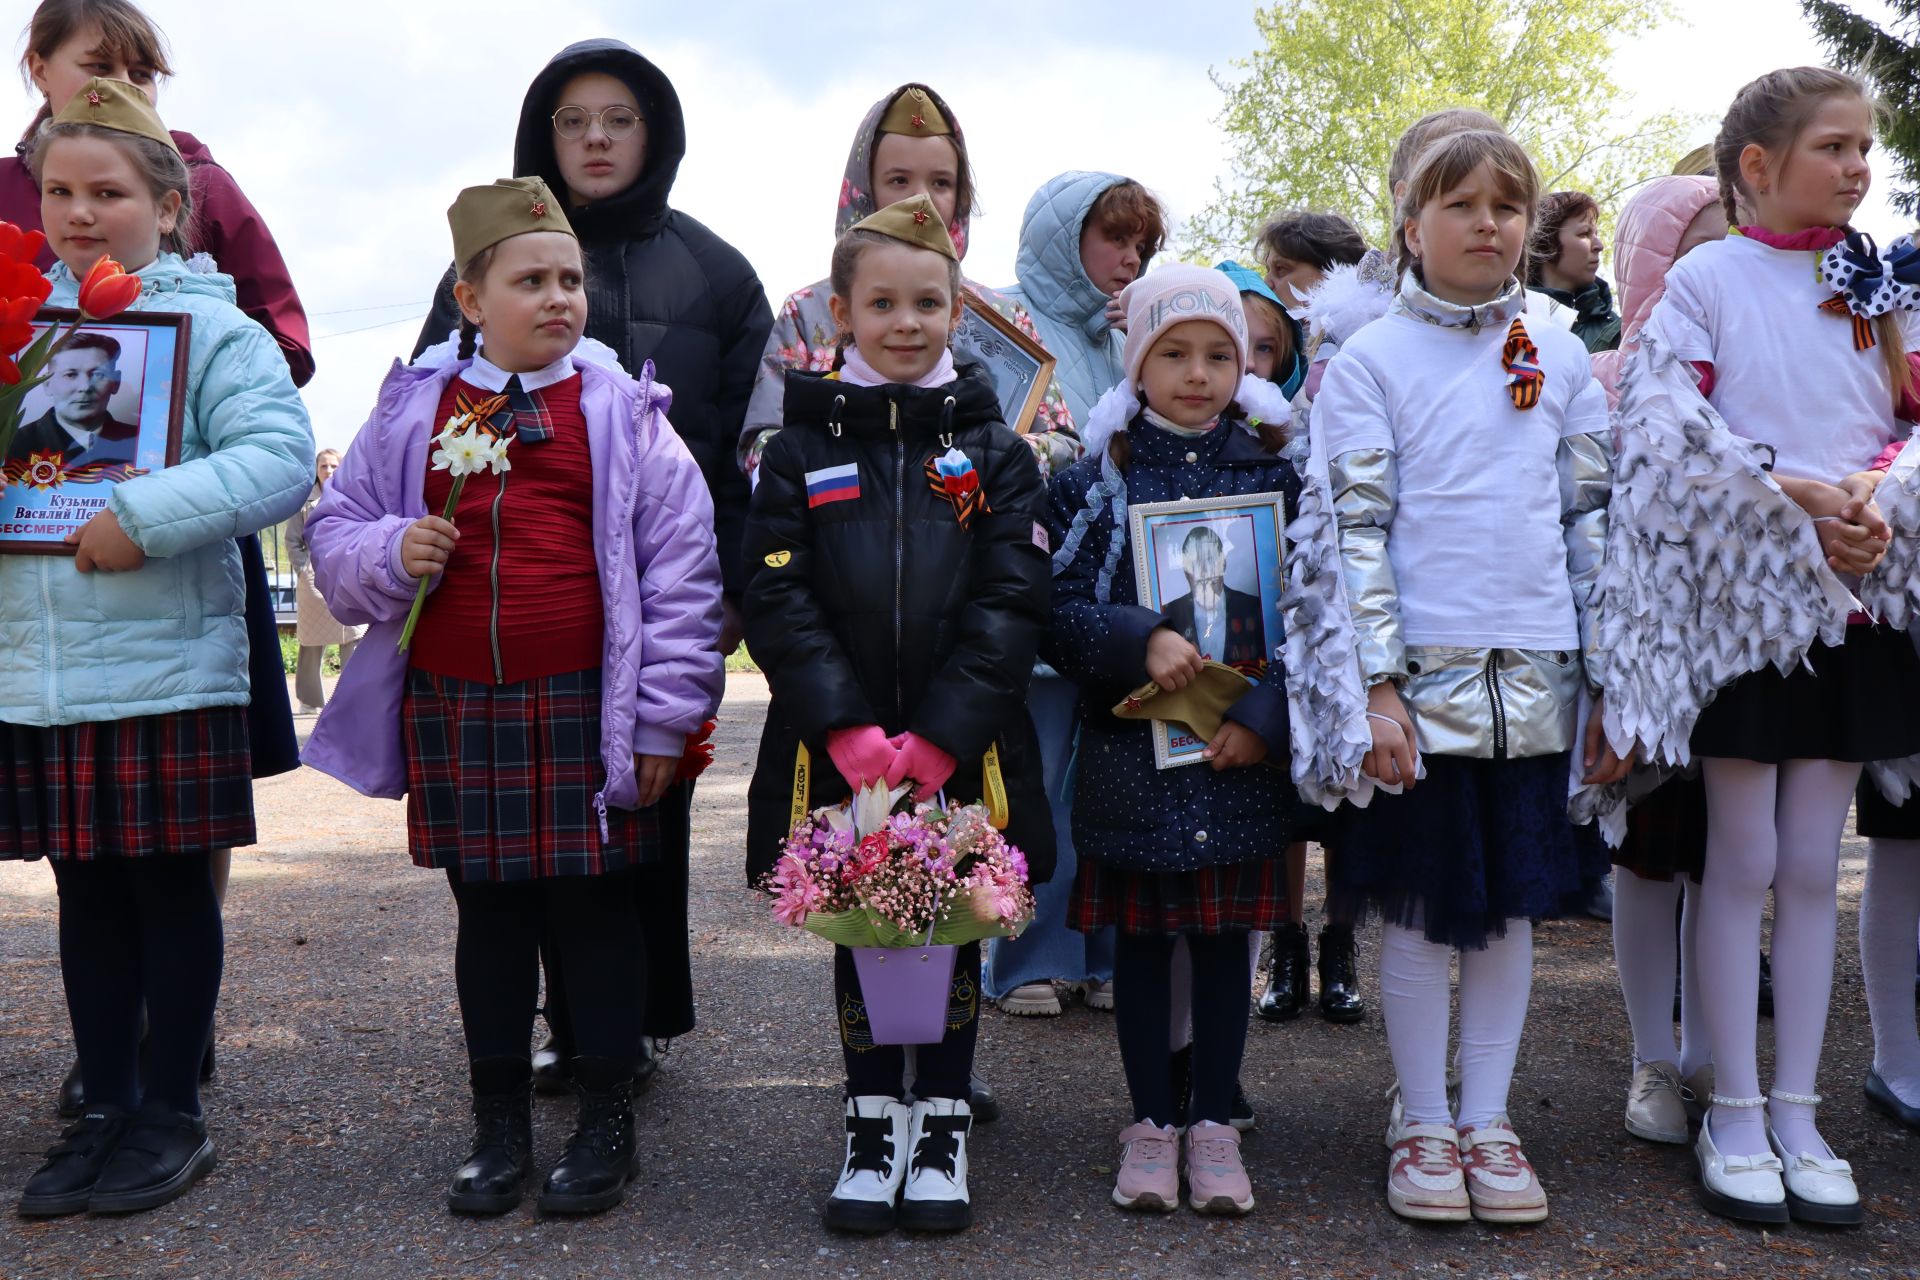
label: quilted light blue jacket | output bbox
[0,253,315,726]
[1000,171,1131,426]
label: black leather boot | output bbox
[633,1035,662,1096]
[1168,1044,1193,1128]
[537,1057,638,1214]
[531,1030,573,1096]
[1256,924,1311,1022]
[1317,925,1366,1024]
[55,1058,84,1119]
[17,1106,129,1216]
[447,1057,533,1215]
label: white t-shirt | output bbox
[1651,233,1915,482]
[1317,309,1608,650]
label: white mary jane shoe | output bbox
[1767,1090,1863,1226]
[1694,1097,1787,1224]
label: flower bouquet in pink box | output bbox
[765,784,1034,1043]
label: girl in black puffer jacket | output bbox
[741,196,1053,1236]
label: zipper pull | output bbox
[594,792,609,843]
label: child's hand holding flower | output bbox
[400,516,459,580]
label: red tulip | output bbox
[77,255,140,319]
[0,221,45,267]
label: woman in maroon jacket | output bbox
[5,0,315,1116]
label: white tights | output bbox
[1379,920,1533,1129]
[1612,870,1708,1075]
[1863,838,1920,1106]
[1697,757,1860,1159]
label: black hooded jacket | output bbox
[741,364,1056,886]
[414,39,773,596]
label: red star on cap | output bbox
[86,90,101,106]
[1122,695,1143,712]
[912,209,930,225]
[910,113,926,129]
[530,200,548,218]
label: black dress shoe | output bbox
[88,1103,214,1214]
[1758,951,1775,1019]
[17,1107,129,1217]
[448,1057,534,1215]
[55,1058,85,1119]
[1317,926,1366,1024]
[1865,1068,1920,1131]
[966,1072,1000,1125]
[1256,925,1311,1023]
[537,1057,638,1215]
[531,1030,573,1096]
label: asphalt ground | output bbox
[3,672,1918,1278]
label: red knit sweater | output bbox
[408,373,604,685]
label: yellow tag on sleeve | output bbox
[982,742,1009,830]
[790,742,811,829]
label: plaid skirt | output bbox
[1069,856,1290,936]
[0,706,255,861]
[403,667,661,882]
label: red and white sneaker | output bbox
[1386,1119,1469,1222]
[1458,1117,1548,1224]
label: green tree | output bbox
[1803,1,1920,218]
[1189,0,1692,258]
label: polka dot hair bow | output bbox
[1818,230,1920,350]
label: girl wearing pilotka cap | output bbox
[303,177,723,1217]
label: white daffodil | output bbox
[430,427,495,478]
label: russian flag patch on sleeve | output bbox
[804,463,860,507]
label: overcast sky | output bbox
[0,0,1897,451]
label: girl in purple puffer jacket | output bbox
[302,178,724,1219]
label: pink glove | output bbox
[886,732,957,799]
[826,725,898,789]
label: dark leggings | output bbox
[446,868,646,1070]
[1114,930,1251,1126]
[52,854,223,1116]
[834,942,980,1101]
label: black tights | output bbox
[53,854,222,1116]
[446,869,646,1071]
[1114,931,1251,1126]
[834,942,980,1101]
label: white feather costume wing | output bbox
[1590,324,1858,772]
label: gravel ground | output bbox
[3,671,1919,1278]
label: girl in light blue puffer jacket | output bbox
[1,80,312,1220]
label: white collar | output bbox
[466,350,576,393]
[59,420,97,448]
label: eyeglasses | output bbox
[551,105,644,140]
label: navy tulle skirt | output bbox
[1329,751,1607,950]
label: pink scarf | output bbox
[839,343,957,389]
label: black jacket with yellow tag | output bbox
[741,364,1055,887]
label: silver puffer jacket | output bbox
[1328,279,1614,759]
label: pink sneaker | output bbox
[1458,1118,1548,1224]
[1386,1121,1470,1222]
[1111,1121,1179,1212]
[1184,1121,1253,1215]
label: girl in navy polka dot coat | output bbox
[1043,266,1300,1215]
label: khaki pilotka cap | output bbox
[448,178,575,268]
[1112,661,1259,747]
[877,86,951,137]
[848,194,957,260]
[53,77,179,157]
